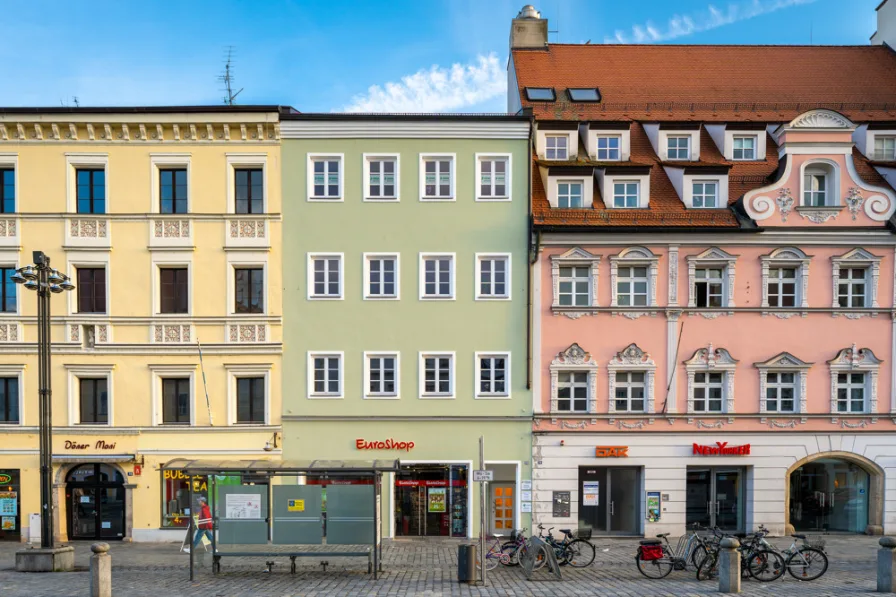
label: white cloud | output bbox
[605,0,817,44]
[343,53,506,113]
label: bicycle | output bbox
[697,526,785,582]
[499,528,528,567]
[537,524,596,567]
[474,533,512,571]
[635,524,718,579]
[766,532,829,581]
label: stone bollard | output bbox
[878,537,896,593]
[718,537,741,594]
[90,543,111,597]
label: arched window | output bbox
[802,162,836,207]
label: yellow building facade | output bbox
[0,107,283,542]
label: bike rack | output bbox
[519,536,562,581]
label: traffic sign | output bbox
[472,470,493,482]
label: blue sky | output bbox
[0,0,883,113]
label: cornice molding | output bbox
[0,120,279,144]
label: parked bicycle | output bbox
[499,528,529,567]
[535,524,597,567]
[696,526,786,582]
[635,524,718,579]
[752,529,828,581]
[474,533,512,571]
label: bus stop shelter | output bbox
[161,458,400,580]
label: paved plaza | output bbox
[0,535,888,596]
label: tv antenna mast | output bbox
[219,46,244,105]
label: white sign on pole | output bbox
[225,494,262,519]
[472,470,494,482]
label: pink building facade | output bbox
[510,7,896,537]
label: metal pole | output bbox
[37,255,54,550]
[479,436,486,586]
[189,475,194,580]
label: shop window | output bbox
[394,464,467,537]
[0,469,20,540]
[161,470,241,528]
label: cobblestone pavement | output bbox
[0,535,885,596]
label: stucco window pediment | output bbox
[683,344,738,415]
[550,247,600,318]
[754,352,812,415]
[550,343,599,414]
[827,344,883,415]
[607,343,656,414]
[760,246,812,315]
[609,246,659,316]
[686,247,738,311]
[830,248,882,313]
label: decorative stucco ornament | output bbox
[775,188,794,222]
[845,188,865,221]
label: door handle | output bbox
[716,501,720,515]
[707,501,711,515]
[610,501,615,516]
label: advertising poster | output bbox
[1,516,15,531]
[582,481,599,506]
[0,492,16,516]
[287,499,305,512]
[428,488,447,513]
[225,494,262,519]
[647,491,661,522]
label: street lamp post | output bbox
[12,251,74,550]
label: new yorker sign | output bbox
[693,442,750,456]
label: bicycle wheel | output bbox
[691,544,708,569]
[500,542,520,567]
[565,539,596,568]
[746,550,785,582]
[636,553,674,579]
[696,552,719,581]
[475,552,500,571]
[786,547,828,581]
[519,543,547,570]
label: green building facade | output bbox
[280,114,532,539]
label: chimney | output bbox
[510,5,547,49]
[872,0,895,47]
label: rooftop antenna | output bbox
[73,96,80,108]
[219,46,244,106]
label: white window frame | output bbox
[419,252,456,300]
[609,247,659,310]
[831,248,881,311]
[607,344,655,414]
[666,136,690,160]
[692,180,719,208]
[475,153,512,202]
[557,180,585,208]
[764,371,799,414]
[363,253,400,300]
[687,247,737,310]
[227,251,268,315]
[0,364,25,426]
[66,364,115,427]
[760,247,811,313]
[684,344,737,414]
[307,252,344,301]
[475,253,511,300]
[474,352,511,399]
[306,153,344,201]
[873,135,896,161]
[66,153,109,213]
[149,153,191,213]
[363,153,400,202]
[149,364,196,426]
[364,351,400,400]
[225,363,272,426]
[151,252,193,316]
[732,136,757,161]
[755,352,811,415]
[0,153,18,214]
[226,153,268,214]
[549,343,598,414]
[66,251,112,317]
[550,247,600,312]
[545,135,569,160]
[307,351,344,399]
[828,344,881,415]
[595,135,622,161]
[798,160,840,209]
[418,351,456,399]
[419,154,456,201]
[612,180,640,208]
[0,252,21,318]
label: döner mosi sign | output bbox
[693,442,750,456]
[64,440,117,450]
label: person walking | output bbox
[187,496,213,554]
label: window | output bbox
[236,377,265,423]
[366,353,398,398]
[77,268,106,313]
[0,377,18,423]
[557,182,583,208]
[366,157,397,200]
[161,378,190,424]
[694,268,724,308]
[525,87,555,101]
[477,156,509,199]
[235,268,264,313]
[79,378,108,424]
[568,88,600,102]
[421,353,453,398]
[836,372,866,413]
[837,268,868,308]
[422,157,453,199]
[667,136,690,160]
[803,171,826,206]
[765,372,796,412]
[366,255,398,299]
[551,248,600,311]
[613,182,639,208]
[732,136,756,160]
[557,371,589,412]
[311,157,341,199]
[76,169,105,214]
[0,268,16,313]
[310,354,342,398]
[616,266,648,306]
[692,372,723,412]
[159,268,188,314]
[614,372,645,412]
[692,181,718,208]
[545,136,568,160]
[596,136,620,160]
[0,168,14,213]
[235,168,264,214]
[874,136,896,161]
[767,267,797,308]
[476,354,509,397]
[558,266,590,306]
[160,169,187,214]
[309,255,342,299]
[421,254,454,299]
[477,255,510,299]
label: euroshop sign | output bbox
[355,438,415,452]
[693,442,750,456]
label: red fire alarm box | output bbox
[133,464,142,476]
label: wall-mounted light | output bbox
[263,432,281,452]
[560,440,565,447]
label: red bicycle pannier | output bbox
[640,545,663,561]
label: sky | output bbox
[0,0,884,114]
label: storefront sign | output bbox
[395,480,466,487]
[63,440,118,450]
[646,491,661,522]
[1,516,14,531]
[595,446,628,457]
[693,442,751,456]
[427,488,446,512]
[582,482,599,506]
[355,438,415,452]
[0,474,11,484]
[0,492,16,516]
[133,465,142,476]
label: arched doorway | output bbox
[65,464,126,540]
[785,452,883,535]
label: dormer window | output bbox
[567,88,601,102]
[525,87,556,101]
[613,181,639,208]
[558,181,584,208]
[732,136,756,160]
[667,136,690,160]
[596,136,621,161]
[874,136,896,160]
[803,169,827,206]
[692,181,718,208]
[546,135,568,160]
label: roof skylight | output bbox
[525,87,556,101]
[568,88,601,102]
